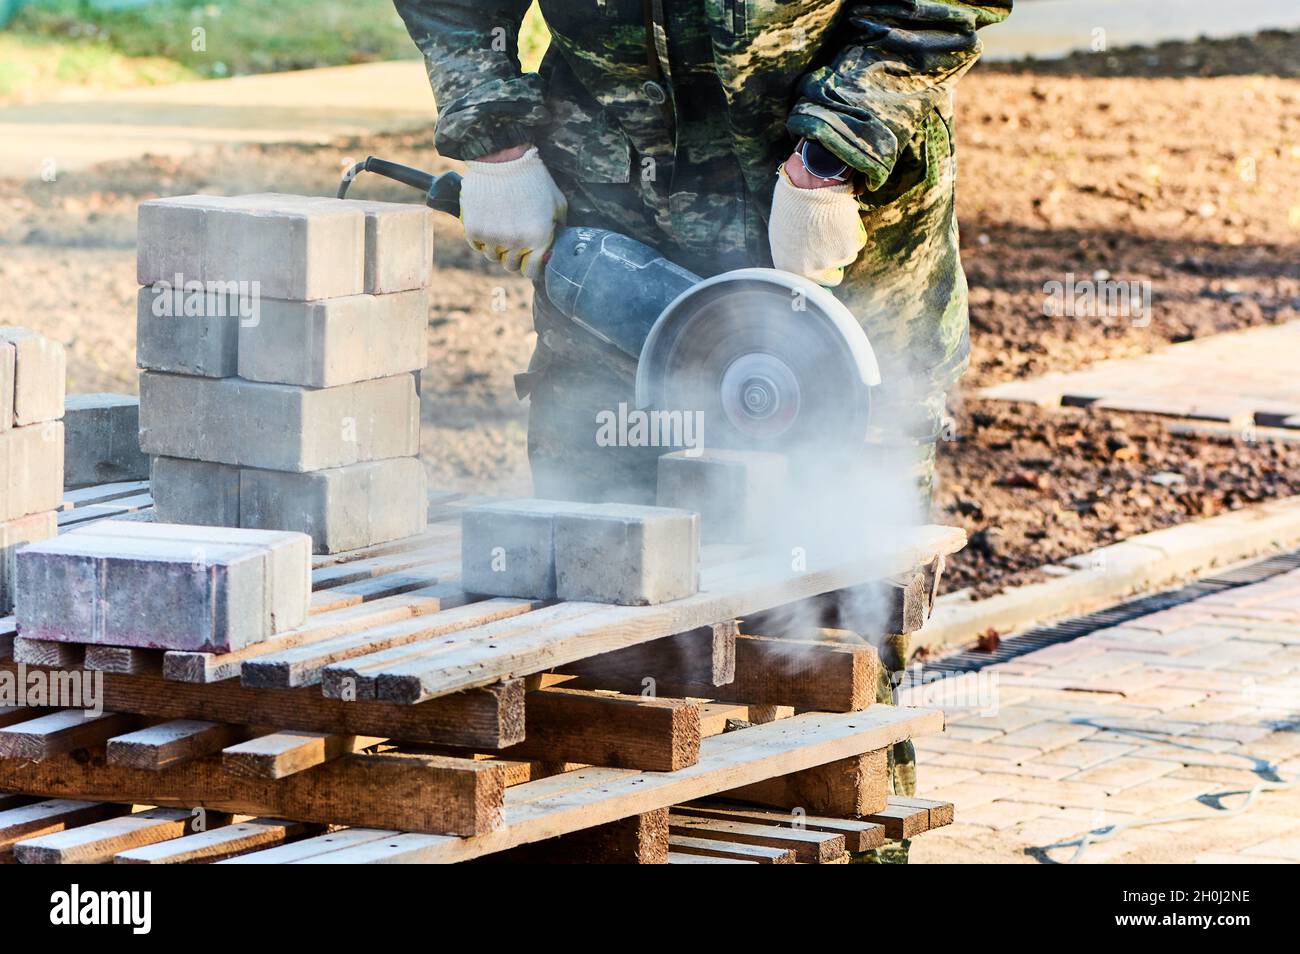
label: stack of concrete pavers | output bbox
[461,499,700,606]
[135,193,433,554]
[15,523,310,653]
[1,327,66,614]
[63,393,149,489]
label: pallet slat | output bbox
[116,818,319,864]
[288,705,942,863]
[1,662,524,750]
[0,751,508,836]
[14,807,213,864]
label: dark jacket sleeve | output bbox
[393,0,548,161]
[787,1,1011,190]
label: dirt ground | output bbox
[3,45,1298,599]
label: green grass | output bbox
[12,0,552,79]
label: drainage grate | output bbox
[906,548,1300,686]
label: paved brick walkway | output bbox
[981,321,1300,431]
[904,569,1300,864]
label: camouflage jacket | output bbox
[395,0,1011,401]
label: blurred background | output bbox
[1,0,1298,600]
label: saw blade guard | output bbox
[635,268,881,452]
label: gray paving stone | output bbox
[351,200,435,294]
[459,499,583,599]
[237,288,427,388]
[0,340,13,430]
[138,372,419,472]
[0,510,57,615]
[135,285,240,377]
[0,422,64,522]
[16,522,310,651]
[63,393,149,489]
[0,328,65,426]
[135,194,227,288]
[137,193,365,301]
[239,457,427,554]
[554,502,699,606]
[657,449,788,543]
[242,194,434,294]
[150,456,241,527]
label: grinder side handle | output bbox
[337,156,463,218]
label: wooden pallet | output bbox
[0,483,963,862]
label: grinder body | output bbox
[337,159,879,453]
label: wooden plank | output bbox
[0,706,41,729]
[57,493,153,528]
[310,522,461,570]
[868,796,955,837]
[676,802,886,852]
[1,662,524,750]
[889,795,955,829]
[14,807,216,864]
[474,810,668,864]
[726,635,877,711]
[310,546,459,591]
[667,833,795,864]
[747,569,937,639]
[556,623,737,691]
[308,568,454,614]
[61,480,151,510]
[499,688,699,771]
[13,637,82,668]
[667,813,845,863]
[0,751,508,836]
[222,732,383,780]
[0,793,36,812]
[667,850,756,864]
[321,602,605,701]
[216,826,400,864]
[569,634,877,712]
[722,749,889,817]
[362,526,964,704]
[115,817,320,864]
[864,802,929,839]
[0,710,139,760]
[294,705,942,863]
[84,645,161,676]
[108,720,251,771]
[238,597,536,690]
[164,582,476,683]
[0,799,129,859]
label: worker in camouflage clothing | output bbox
[394,0,1010,861]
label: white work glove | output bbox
[461,146,567,280]
[768,167,867,287]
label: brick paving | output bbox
[904,568,1300,864]
[980,321,1300,430]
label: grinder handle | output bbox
[337,156,462,218]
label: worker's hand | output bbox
[768,160,866,288]
[461,145,567,280]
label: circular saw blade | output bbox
[636,269,878,454]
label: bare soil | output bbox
[3,49,1298,599]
